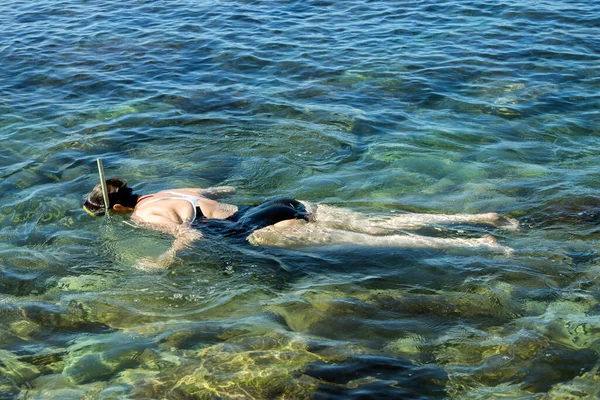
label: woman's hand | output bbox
[200,186,236,199]
[135,227,203,270]
[135,254,177,270]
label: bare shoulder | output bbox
[133,202,183,221]
[133,195,194,226]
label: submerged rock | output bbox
[108,368,161,398]
[441,327,598,395]
[0,349,42,387]
[164,332,320,399]
[508,330,550,361]
[9,319,43,341]
[383,334,426,358]
[18,349,66,370]
[450,353,520,388]
[304,354,448,399]
[20,373,107,400]
[546,369,600,399]
[0,267,46,297]
[367,290,519,323]
[158,326,249,351]
[63,334,155,385]
[20,301,112,332]
[70,298,155,329]
[56,274,116,292]
[0,376,19,400]
[515,346,598,393]
[143,328,448,400]
[516,299,600,349]
[267,287,521,345]
[64,353,116,385]
[146,331,368,399]
[450,383,542,400]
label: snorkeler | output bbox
[84,178,518,268]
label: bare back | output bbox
[131,188,238,232]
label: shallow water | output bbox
[1,0,600,398]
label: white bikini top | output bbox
[137,191,204,221]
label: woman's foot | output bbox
[482,213,520,231]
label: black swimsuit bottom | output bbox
[195,198,309,238]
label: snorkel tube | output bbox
[97,159,110,217]
[82,158,111,218]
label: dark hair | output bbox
[83,178,137,216]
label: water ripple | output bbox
[1,0,600,398]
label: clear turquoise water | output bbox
[1,0,600,398]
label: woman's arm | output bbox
[151,225,202,268]
[200,186,236,198]
[133,214,202,270]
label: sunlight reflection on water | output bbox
[1,0,600,398]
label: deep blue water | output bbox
[1,0,600,398]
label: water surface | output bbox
[1,0,600,398]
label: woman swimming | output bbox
[83,178,518,268]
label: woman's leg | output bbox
[300,202,519,234]
[247,224,512,254]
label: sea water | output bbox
[1,0,599,398]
